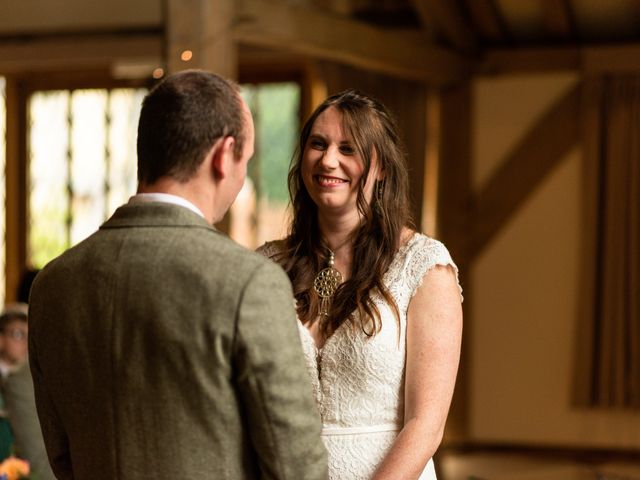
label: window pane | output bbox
[108,89,146,213]
[29,91,70,268]
[70,89,108,245]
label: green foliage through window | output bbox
[242,83,300,204]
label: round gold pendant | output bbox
[313,267,343,298]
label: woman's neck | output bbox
[317,210,360,278]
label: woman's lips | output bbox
[314,174,348,187]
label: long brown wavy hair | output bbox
[274,89,413,337]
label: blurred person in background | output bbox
[0,304,28,461]
[0,301,55,479]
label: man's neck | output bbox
[137,178,216,224]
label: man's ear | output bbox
[210,136,236,179]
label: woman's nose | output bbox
[319,146,339,168]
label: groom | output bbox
[28,71,327,479]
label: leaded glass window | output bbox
[28,88,146,268]
[27,82,299,263]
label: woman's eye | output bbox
[340,145,355,155]
[310,139,326,150]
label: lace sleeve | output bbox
[256,240,284,260]
[256,240,298,312]
[404,236,463,302]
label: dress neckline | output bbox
[299,231,422,352]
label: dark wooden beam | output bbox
[582,44,640,73]
[421,89,439,237]
[234,0,470,85]
[0,33,162,73]
[436,82,472,442]
[0,0,161,35]
[479,43,640,75]
[310,0,353,15]
[479,47,580,74]
[470,84,581,258]
[437,82,472,265]
[438,443,640,466]
[410,0,477,53]
[4,77,28,302]
[463,0,510,44]
[542,0,576,40]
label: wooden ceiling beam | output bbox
[0,33,162,74]
[410,0,477,53]
[479,47,580,74]
[479,43,640,75]
[542,0,576,40]
[582,44,640,73]
[311,0,354,15]
[234,0,470,85]
[469,84,580,258]
[463,0,510,43]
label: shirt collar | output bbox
[128,193,205,219]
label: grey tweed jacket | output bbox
[29,202,327,480]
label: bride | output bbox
[259,89,462,479]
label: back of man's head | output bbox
[137,70,245,185]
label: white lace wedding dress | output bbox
[259,233,461,480]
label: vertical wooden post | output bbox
[4,77,28,303]
[421,88,440,237]
[301,61,328,122]
[165,0,238,233]
[166,0,238,78]
[437,80,472,443]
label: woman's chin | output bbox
[314,198,357,215]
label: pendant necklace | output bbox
[313,247,344,318]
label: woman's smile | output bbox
[314,174,349,188]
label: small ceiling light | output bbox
[152,68,164,79]
[181,50,193,62]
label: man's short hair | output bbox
[137,70,245,184]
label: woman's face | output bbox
[301,106,381,215]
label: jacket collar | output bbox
[100,202,218,233]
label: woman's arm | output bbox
[372,264,463,479]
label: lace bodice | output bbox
[258,233,461,480]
